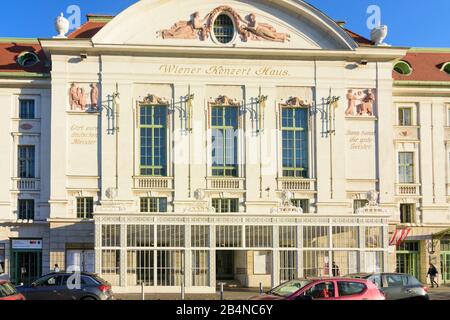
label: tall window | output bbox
[77,197,94,219]
[398,107,412,126]
[282,107,309,177]
[399,152,414,183]
[212,198,239,213]
[400,204,416,223]
[211,106,238,177]
[140,105,167,176]
[18,146,35,178]
[19,99,35,119]
[140,197,168,213]
[18,199,34,220]
[292,199,310,213]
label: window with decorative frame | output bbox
[282,107,309,178]
[19,99,35,119]
[212,198,239,213]
[18,145,35,178]
[211,106,239,177]
[398,152,414,184]
[400,204,416,224]
[139,104,168,176]
[353,199,369,214]
[140,197,168,213]
[398,107,413,126]
[18,199,34,220]
[292,199,310,213]
[77,197,94,219]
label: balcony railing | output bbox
[13,178,40,191]
[396,183,421,196]
[133,176,174,190]
[277,178,316,192]
[206,177,245,190]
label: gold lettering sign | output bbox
[159,64,290,77]
[70,124,97,145]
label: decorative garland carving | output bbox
[141,94,169,105]
[210,95,240,106]
[282,96,312,107]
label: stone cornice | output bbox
[39,39,407,62]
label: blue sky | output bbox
[0,0,449,48]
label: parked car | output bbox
[0,280,26,300]
[16,272,114,300]
[346,273,429,300]
[249,278,385,300]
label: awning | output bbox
[432,228,450,240]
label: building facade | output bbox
[0,0,449,293]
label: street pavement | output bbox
[115,286,450,301]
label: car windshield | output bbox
[269,280,312,297]
[0,282,18,297]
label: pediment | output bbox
[93,0,358,51]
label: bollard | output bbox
[259,282,263,295]
[181,278,185,300]
[141,282,145,301]
[219,283,224,300]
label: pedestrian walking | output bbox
[427,263,439,288]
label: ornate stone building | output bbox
[0,0,449,293]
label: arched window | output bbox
[393,61,412,76]
[441,62,450,75]
[17,51,40,67]
[213,14,235,44]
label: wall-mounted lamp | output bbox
[80,53,88,60]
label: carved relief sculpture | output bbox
[159,6,290,43]
[159,12,207,40]
[142,94,169,105]
[90,83,99,110]
[242,13,290,42]
[211,95,240,106]
[345,89,376,117]
[345,89,357,116]
[69,82,100,111]
[284,97,312,107]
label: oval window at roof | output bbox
[442,62,450,75]
[393,61,412,75]
[213,14,235,44]
[17,51,40,67]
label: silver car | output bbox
[17,272,114,300]
[347,273,429,300]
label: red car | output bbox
[249,278,385,301]
[0,280,26,300]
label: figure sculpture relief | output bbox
[159,7,290,43]
[90,83,99,110]
[242,13,290,42]
[359,89,375,116]
[159,12,207,40]
[69,83,100,111]
[345,89,376,117]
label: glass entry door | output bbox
[10,250,42,285]
[441,252,450,284]
[396,252,418,278]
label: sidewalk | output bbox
[115,288,261,301]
